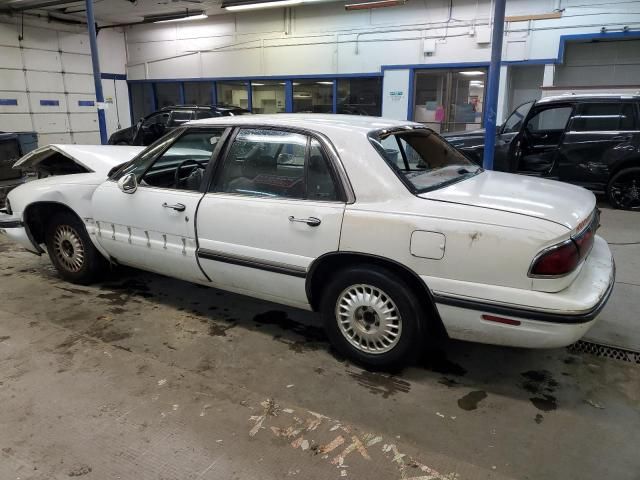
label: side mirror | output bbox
[117,173,137,194]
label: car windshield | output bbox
[370,127,481,193]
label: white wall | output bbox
[0,16,129,145]
[124,0,639,80]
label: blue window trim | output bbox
[284,80,293,113]
[0,99,18,106]
[78,100,95,107]
[211,81,217,105]
[247,81,253,112]
[332,80,338,114]
[40,99,60,106]
[101,73,127,81]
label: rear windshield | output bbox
[369,127,481,193]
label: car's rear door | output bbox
[557,101,638,190]
[195,127,347,309]
[92,127,227,282]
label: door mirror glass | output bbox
[117,172,138,194]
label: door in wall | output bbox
[412,69,487,133]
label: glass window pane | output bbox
[307,139,338,201]
[217,81,249,109]
[184,82,212,105]
[572,103,634,131]
[449,70,485,132]
[214,128,307,198]
[168,110,193,127]
[293,80,333,113]
[527,107,572,131]
[130,83,154,121]
[142,129,223,191]
[251,81,285,114]
[337,78,382,116]
[155,82,181,109]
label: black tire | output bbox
[45,211,108,284]
[320,265,426,369]
[607,167,640,210]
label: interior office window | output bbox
[337,78,382,116]
[155,82,181,108]
[130,83,155,121]
[251,81,285,114]
[184,82,212,105]
[527,107,573,131]
[217,81,249,109]
[293,80,333,113]
[572,103,636,131]
[141,129,224,191]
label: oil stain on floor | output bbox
[457,390,487,411]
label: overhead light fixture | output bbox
[147,10,208,23]
[317,81,333,85]
[252,83,265,86]
[225,0,302,11]
[459,71,485,76]
[345,0,406,10]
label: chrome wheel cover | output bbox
[53,225,85,273]
[335,284,402,354]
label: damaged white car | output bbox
[0,115,615,367]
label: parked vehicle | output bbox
[109,105,249,146]
[444,95,640,210]
[0,131,38,208]
[0,115,615,367]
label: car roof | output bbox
[159,105,248,112]
[187,113,417,135]
[537,93,640,104]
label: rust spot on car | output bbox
[469,231,482,246]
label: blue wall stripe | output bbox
[0,99,18,106]
[101,73,127,81]
[78,100,95,107]
[40,99,59,106]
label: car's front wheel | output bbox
[321,265,425,368]
[607,167,640,210]
[45,212,108,284]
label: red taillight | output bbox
[530,241,580,276]
[573,225,595,257]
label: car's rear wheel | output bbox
[321,265,425,368]
[607,167,640,210]
[45,212,108,284]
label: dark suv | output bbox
[109,105,249,146]
[445,95,640,210]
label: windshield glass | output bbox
[502,101,534,133]
[370,127,481,193]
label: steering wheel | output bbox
[175,159,206,187]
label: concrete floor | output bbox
[0,207,639,480]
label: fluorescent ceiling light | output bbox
[317,81,333,85]
[252,82,265,86]
[459,71,485,76]
[345,0,406,10]
[225,0,303,11]
[154,13,208,23]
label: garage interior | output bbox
[0,0,639,479]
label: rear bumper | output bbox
[428,235,615,348]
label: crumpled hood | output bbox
[420,170,595,230]
[15,144,144,177]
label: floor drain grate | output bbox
[568,340,640,364]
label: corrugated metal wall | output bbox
[0,23,100,145]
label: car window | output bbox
[144,112,169,127]
[571,103,636,132]
[195,110,215,119]
[138,129,224,191]
[212,128,339,201]
[526,106,572,132]
[370,128,480,193]
[168,110,194,127]
[502,101,534,133]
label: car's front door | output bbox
[557,101,638,189]
[92,127,227,283]
[513,104,574,176]
[196,127,347,309]
[493,101,534,172]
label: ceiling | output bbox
[0,0,232,25]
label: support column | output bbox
[85,0,108,145]
[482,0,507,170]
[542,64,555,87]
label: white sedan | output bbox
[0,115,615,367]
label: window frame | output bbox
[205,125,352,204]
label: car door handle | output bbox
[162,202,186,212]
[288,216,321,227]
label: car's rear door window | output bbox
[571,103,636,131]
[212,128,339,201]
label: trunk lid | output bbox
[420,170,595,230]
